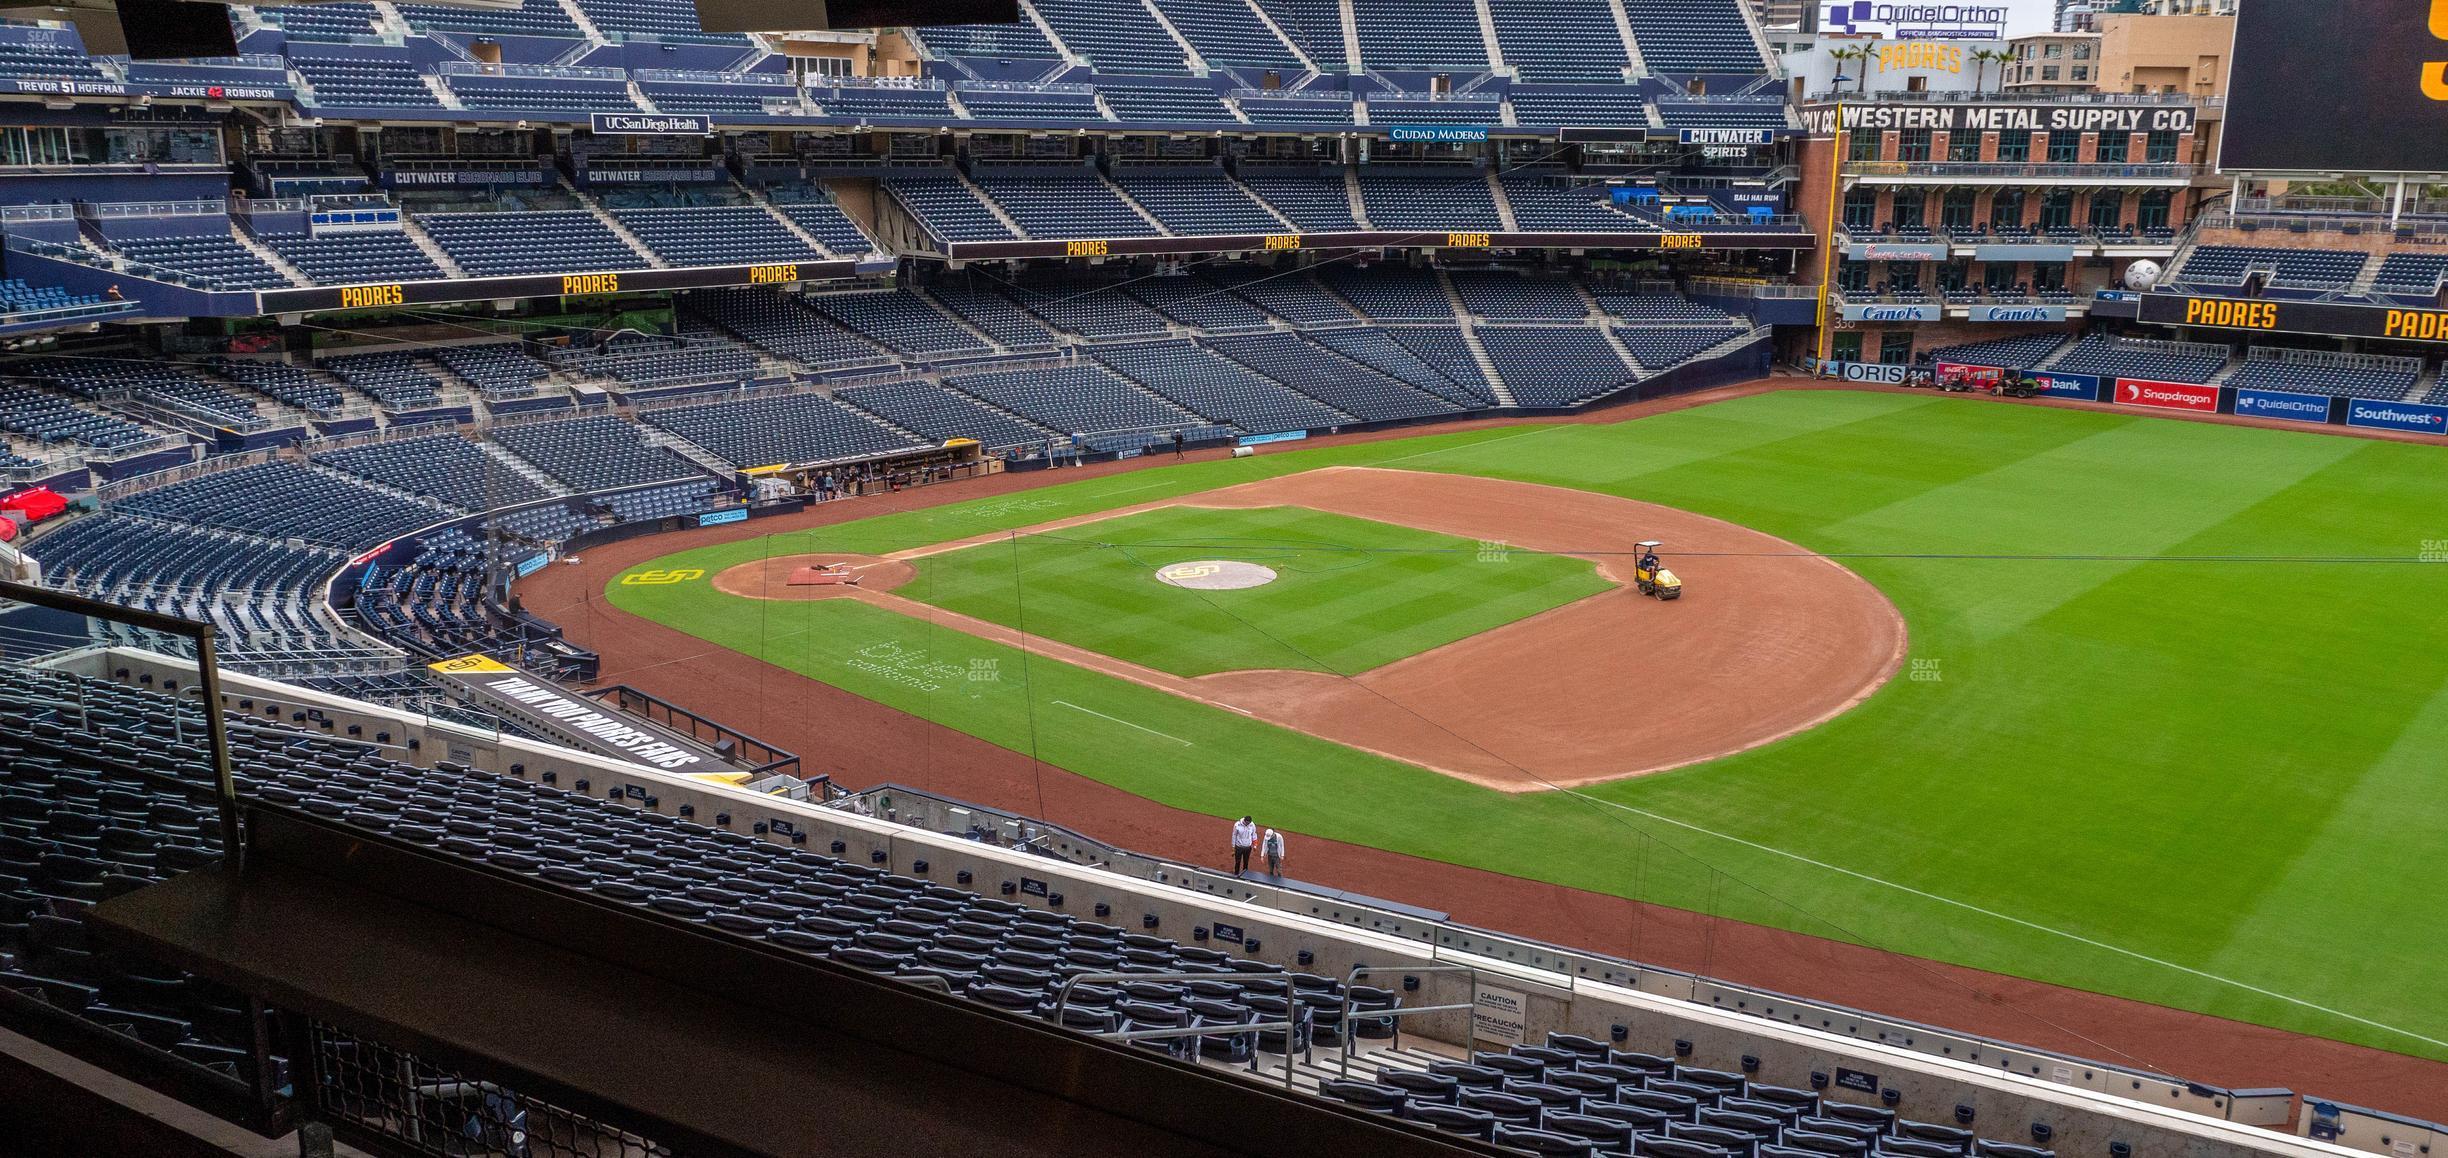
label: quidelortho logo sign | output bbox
[2232,387,2335,423]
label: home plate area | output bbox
[1153,560,1280,590]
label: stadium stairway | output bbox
[956,167,1033,240]
[1343,165,1374,229]
[394,217,469,279]
[568,188,669,270]
[227,230,309,289]
[476,440,573,497]
[1100,175,1174,237]
[636,422,742,475]
[1485,172,1521,232]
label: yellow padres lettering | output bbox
[2384,308,2448,341]
[1263,233,1302,251]
[338,284,405,309]
[746,263,801,285]
[2183,298,2277,329]
[1660,233,1704,250]
[1066,239,1111,257]
[1445,232,1491,249]
[562,273,621,296]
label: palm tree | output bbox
[1829,46,1869,94]
[1972,48,2014,93]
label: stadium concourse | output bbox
[1,0,2447,1150]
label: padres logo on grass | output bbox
[1155,560,1278,590]
[621,568,705,586]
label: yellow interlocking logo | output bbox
[620,568,705,586]
[1157,562,1222,582]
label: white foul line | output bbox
[1562,789,2448,1053]
[1052,700,1194,746]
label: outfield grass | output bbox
[608,391,2448,1061]
[902,505,1611,677]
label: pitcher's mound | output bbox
[714,554,915,600]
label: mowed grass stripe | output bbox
[611,393,2448,1059]
[908,506,1611,677]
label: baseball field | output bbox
[604,388,2448,1064]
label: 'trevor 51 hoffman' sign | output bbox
[590,112,713,136]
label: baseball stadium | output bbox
[0,0,2443,1154]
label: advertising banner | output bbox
[1839,302,1941,322]
[1386,125,1488,142]
[1843,242,1950,262]
[1933,361,2002,387]
[697,507,749,527]
[590,111,712,135]
[2232,387,2336,424]
[2343,397,2448,435]
[1965,304,2067,323]
[1237,430,1310,446]
[2114,378,2219,412]
[1678,128,1776,145]
[2028,371,2100,401]
[1816,360,1910,383]
[1969,244,2077,264]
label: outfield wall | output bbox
[1807,360,2448,438]
[56,647,2443,1158]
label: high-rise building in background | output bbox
[1746,0,1810,27]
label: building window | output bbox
[1891,189,1927,229]
[1997,130,2032,162]
[2139,189,2174,230]
[2072,66,2090,81]
[1849,130,1882,161]
[2097,132,2130,162]
[2033,264,2067,292]
[1991,188,2025,228]
[2074,44,2093,59]
[2038,189,2075,229]
[2145,128,2179,162]
[1842,187,1878,230]
[2047,132,2081,163]
[1898,127,1932,161]
[1880,331,1916,365]
[1942,187,1976,228]
[1831,331,1863,362]
[2041,65,2060,80]
[2044,42,2063,57]
[2088,191,2124,229]
[1949,130,1982,161]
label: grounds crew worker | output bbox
[1230,816,1257,875]
[1262,827,1286,880]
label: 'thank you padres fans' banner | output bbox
[2140,293,2448,343]
[2221,0,2448,174]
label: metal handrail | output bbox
[1334,963,1480,1080]
[1052,969,1304,1090]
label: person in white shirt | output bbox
[1261,827,1285,880]
[1229,816,1257,875]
